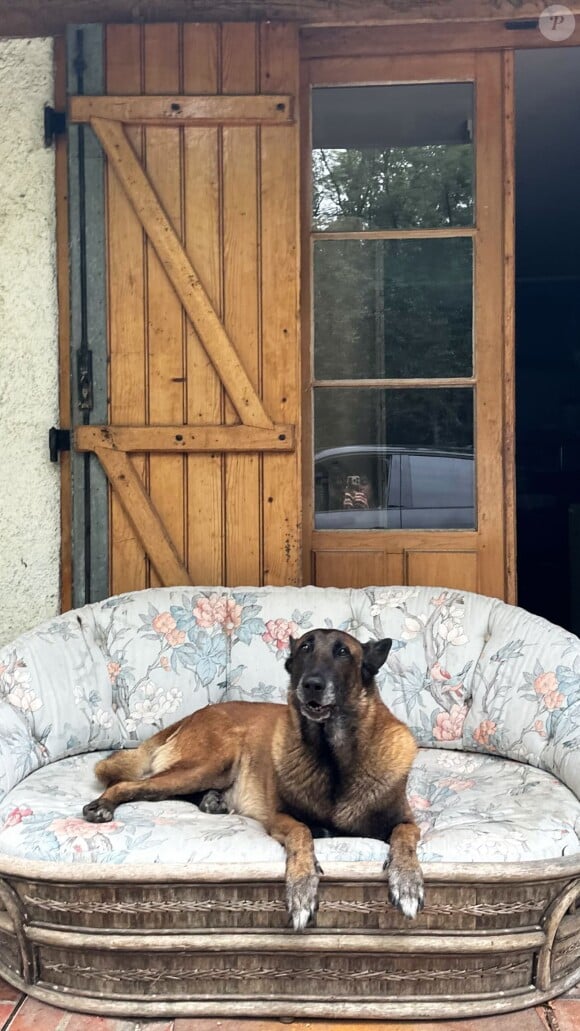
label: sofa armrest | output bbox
[464,602,580,799]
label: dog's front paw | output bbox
[83,798,115,823]
[286,870,320,932]
[384,857,424,920]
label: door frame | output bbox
[300,46,516,601]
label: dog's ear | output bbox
[361,637,392,685]
[284,635,296,674]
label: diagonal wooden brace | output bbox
[91,116,273,430]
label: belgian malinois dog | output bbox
[83,628,424,929]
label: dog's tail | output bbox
[94,741,155,787]
[94,720,184,786]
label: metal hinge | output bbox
[44,106,67,147]
[49,427,71,462]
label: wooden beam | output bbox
[302,19,580,57]
[70,94,293,126]
[91,117,273,430]
[76,424,295,452]
[4,0,580,37]
[95,447,193,587]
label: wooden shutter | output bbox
[68,23,301,596]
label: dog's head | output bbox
[285,628,392,725]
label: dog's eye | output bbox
[300,639,312,652]
[336,645,350,658]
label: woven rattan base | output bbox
[1,858,579,1019]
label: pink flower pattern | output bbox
[433,704,467,742]
[3,806,32,829]
[473,720,497,746]
[262,618,301,653]
[193,595,242,634]
[534,671,565,711]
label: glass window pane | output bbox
[312,84,473,231]
[314,238,473,380]
[314,388,475,530]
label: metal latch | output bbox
[48,427,71,463]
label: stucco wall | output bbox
[0,38,59,646]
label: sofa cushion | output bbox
[1,748,578,867]
[2,585,580,807]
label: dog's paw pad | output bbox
[386,861,424,920]
[198,789,229,815]
[286,872,320,932]
[83,798,114,823]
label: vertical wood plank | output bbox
[144,23,186,588]
[222,22,262,585]
[260,23,302,585]
[502,49,517,605]
[105,24,148,596]
[55,34,72,613]
[475,51,506,600]
[182,23,224,585]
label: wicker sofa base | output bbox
[1,859,579,1019]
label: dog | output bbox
[83,628,424,929]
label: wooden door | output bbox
[302,51,515,601]
[66,23,300,600]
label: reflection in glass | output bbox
[312,83,473,231]
[314,388,475,530]
[314,238,473,380]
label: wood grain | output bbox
[70,93,293,125]
[302,19,580,59]
[96,447,192,587]
[143,23,185,589]
[474,51,507,600]
[105,24,148,596]
[7,0,580,36]
[91,116,274,429]
[260,22,302,586]
[54,35,73,614]
[405,551,478,593]
[222,22,262,586]
[182,22,224,586]
[75,425,295,452]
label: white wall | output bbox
[0,38,60,646]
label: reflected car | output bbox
[314,445,475,530]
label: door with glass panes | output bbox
[303,52,515,600]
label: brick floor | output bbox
[1,980,580,1031]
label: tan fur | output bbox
[84,631,423,929]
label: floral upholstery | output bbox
[1,748,578,865]
[1,584,579,868]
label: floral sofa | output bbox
[0,584,579,1019]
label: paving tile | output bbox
[0,979,21,1003]
[0,999,22,1029]
[546,999,580,1030]
[5,996,172,1031]
[173,1009,547,1031]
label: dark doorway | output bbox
[515,48,580,633]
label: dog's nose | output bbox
[303,675,325,697]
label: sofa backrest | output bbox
[1,585,579,803]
